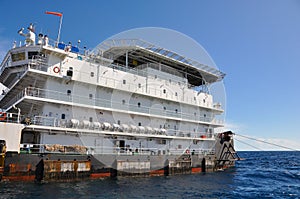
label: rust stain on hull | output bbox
[90,173,111,178]
[191,167,202,173]
[3,175,35,181]
[149,169,165,176]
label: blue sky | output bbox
[0,0,299,150]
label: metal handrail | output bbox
[22,87,222,125]
[19,142,215,156]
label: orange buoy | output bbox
[0,112,7,121]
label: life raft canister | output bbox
[0,112,7,121]
[53,66,60,73]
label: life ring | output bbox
[0,112,7,121]
[53,66,60,73]
[186,149,190,154]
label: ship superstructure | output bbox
[0,23,239,181]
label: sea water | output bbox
[0,151,299,199]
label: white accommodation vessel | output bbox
[0,22,239,181]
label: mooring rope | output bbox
[234,133,299,151]
[235,138,264,151]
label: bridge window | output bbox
[28,51,38,59]
[11,52,25,62]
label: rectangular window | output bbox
[61,114,66,119]
[157,139,167,145]
[11,52,25,62]
[28,51,39,59]
[123,80,126,84]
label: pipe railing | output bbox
[22,87,223,125]
[19,143,215,156]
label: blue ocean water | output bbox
[0,151,299,199]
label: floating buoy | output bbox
[53,66,60,73]
[0,112,7,121]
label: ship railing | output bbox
[98,74,216,109]
[19,143,214,156]
[29,116,216,141]
[2,89,26,110]
[1,67,28,96]
[2,86,223,126]
[70,65,220,110]
[0,112,21,123]
[168,148,215,155]
[94,39,225,80]
[7,53,222,112]
[32,116,57,127]
[21,87,223,125]
[13,37,88,56]
[166,129,214,138]
[105,62,187,85]
[28,55,49,72]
